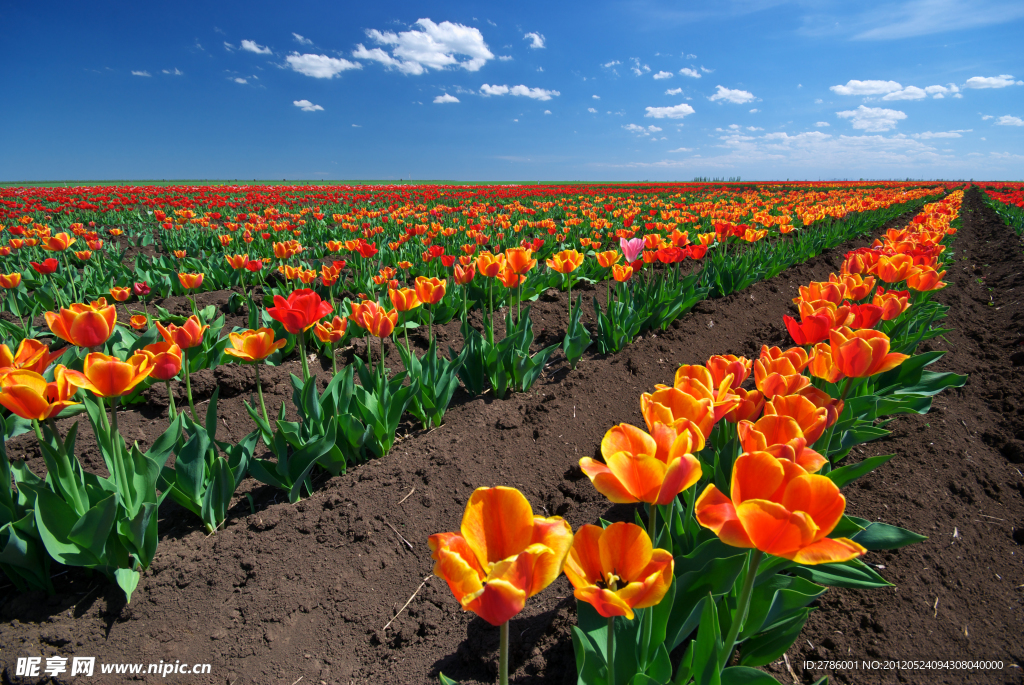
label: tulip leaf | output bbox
[114,567,140,603]
[201,457,235,533]
[829,515,865,538]
[720,666,784,685]
[570,626,605,685]
[851,522,926,550]
[741,575,825,641]
[644,644,672,684]
[825,454,893,488]
[790,558,892,589]
[27,485,108,567]
[689,593,722,685]
[738,609,811,667]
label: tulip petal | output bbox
[604,450,667,504]
[614,548,674,610]
[527,517,573,596]
[655,453,702,505]
[735,501,818,556]
[580,457,640,504]
[574,586,636,619]
[461,578,526,627]
[601,424,657,462]
[785,537,866,565]
[782,475,846,539]
[730,451,786,504]
[563,524,605,590]
[598,522,653,583]
[694,484,753,549]
[461,487,534,566]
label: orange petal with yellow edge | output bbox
[526,517,573,596]
[656,453,702,505]
[434,545,485,605]
[461,487,534,566]
[461,578,527,627]
[614,548,674,610]
[563,524,604,589]
[782,475,846,539]
[785,537,866,565]
[735,501,818,556]
[601,423,656,461]
[598,522,653,583]
[579,457,639,503]
[730,451,786,503]
[574,586,635,619]
[694,484,754,549]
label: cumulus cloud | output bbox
[653,70,673,80]
[498,55,513,61]
[434,93,459,103]
[623,124,663,136]
[233,77,248,84]
[709,85,755,104]
[293,33,313,45]
[131,70,151,77]
[924,84,960,99]
[241,39,272,55]
[910,129,970,138]
[815,121,831,127]
[830,79,902,96]
[524,32,545,49]
[882,85,927,100]
[679,68,701,78]
[592,94,600,99]
[544,109,551,114]
[354,19,494,75]
[665,88,683,95]
[602,60,621,68]
[293,99,323,112]
[749,108,759,113]
[996,115,1024,126]
[836,105,907,132]
[964,74,1022,89]
[162,68,183,76]
[480,83,509,96]
[645,103,696,119]
[587,107,597,113]
[287,53,361,78]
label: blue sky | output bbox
[2,0,1022,181]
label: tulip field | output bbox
[0,181,1022,684]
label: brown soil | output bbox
[2,189,1021,685]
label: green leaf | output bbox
[114,567,140,602]
[690,593,722,685]
[201,457,235,533]
[851,522,926,550]
[791,558,893,589]
[721,666,783,685]
[738,609,811,667]
[826,454,893,488]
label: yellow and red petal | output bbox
[598,522,653,583]
[527,518,573,596]
[574,586,635,619]
[655,453,702,505]
[781,475,846,538]
[601,423,657,461]
[604,450,667,505]
[461,578,527,627]
[579,457,639,503]
[735,501,818,556]
[461,486,535,566]
[614,547,674,610]
[730,451,786,504]
[694,484,754,548]
[784,537,866,565]
[563,524,605,589]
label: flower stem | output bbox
[331,344,338,376]
[110,396,120,434]
[499,620,510,685]
[298,330,310,382]
[165,381,177,422]
[254,364,270,427]
[183,358,197,420]
[606,615,616,685]
[719,549,764,670]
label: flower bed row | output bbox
[426,190,965,684]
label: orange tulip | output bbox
[564,522,673,620]
[476,251,506,278]
[807,342,844,384]
[223,328,287,362]
[0,366,79,420]
[753,356,811,398]
[793,281,844,306]
[389,287,421,312]
[695,451,866,564]
[830,273,875,301]
[129,314,148,330]
[706,354,751,391]
[640,386,715,443]
[109,286,130,302]
[874,254,916,283]
[266,288,333,335]
[428,486,572,626]
[45,299,117,348]
[298,269,318,284]
[580,423,703,505]
[63,352,155,398]
[414,276,447,305]
[829,327,908,378]
[225,253,249,270]
[178,272,204,290]
[0,338,66,374]
[143,341,183,381]
[595,250,621,268]
[314,316,348,344]
[847,303,883,330]
[358,301,399,338]
[496,267,525,288]
[546,249,584,274]
[453,263,476,285]
[872,288,910,320]
[612,264,633,282]
[0,272,22,289]
[796,385,844,431]
[906,267,946,292]
[42,232,76,252]
[721,387,765,424]
[74,250,92,261]
[672,364,742,421]
[763,394,828,444]
[156,315,209,350]
[504,247,537,275]
[736,414,826,473]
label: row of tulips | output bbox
[0,189,955,603]
[429,191,966,684]
[983,184,1024,236]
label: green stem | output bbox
[298,330,310,382]
[331,344,338,376]
[108,396,134,514]
[487,278,495,344]
[165,381,177,422]
[499,620,510,685]
[254,364,270,427]
[648,503,658,544]
[606,615,616,685]
[719,549,764,670]
[110,396,119,435]
[379,336,386,382]
[427,304,433,347]
[182,358,197,420]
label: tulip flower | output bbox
[872,288,910,320]
[830,273,875,301]
[0,338,65,374]
[178,272,204,290]
[31,258,59,276]
[640,386,715,443]
[783,313,831,346]
[673,364,743,422]
[143,341,183,419]
[794,281,845,306]
[0,272,22,289]
[807,342,844,384]
[580,422,703,507]
[46,299,117,349]
[314,316,348,375]
[224,328,287,363]
[620,237,644,263]
[721,387,765,424]
[0,366,78,421]
[564,522,673,620]
[612,264,633,282]
[906,267,946,292]
[595,250,621,269]
[130,314,148,330]
[109,286,130,302]
[225,254,249,270]
[846,303,883,330]
[414,276,447,343]
[63,351,154,400]
[429,487,572,684]
[874,254,916,283]
[42,233,76,252]
[795,385,844,431]
[828,327,908,378]
[504,247,537,275]
[388,287,421,313]
[695,451,865,669]
[266,288,333,382]
[546,249,584,275]
[156,315,208,350]
[736,414,826,473]
[753,348,812,398]
[706,354,752,391]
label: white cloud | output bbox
[131,70,151,77]
[352,124,361,127]
[964,74,1022,89]
[602,60,621,68]
[669,147,693,152]
[749,108,759,113]
[293,33,313,46]
[356,19,494,75]
[293,99,324,112]
[509,84,559,100]
[233,77,248,84]
[981,114,994,120]
[996,115,1024,126]
[685,53,697,59]
[679,68,701,79]
[700,66,713,73]
[544,109,551,114]
[241,39,272,55]
[524,32,545,49]
[911,129,970,138]
[653,70,673,80]
[287,53,361,78]
[480,83,509,96]
[498,55,513,61]
[537,66,543,72]
[836,105,907,132]
[665,88,683,95]
[592,94,600,99]
[434,93,459,104]
[924,83,960,99]
[162,68,183,76]
[709,85,755,104]
[629,57,650,77]
[882,85,927,100]
[747,126,763,131]
[587,107,597,113]
[830,79,902,96]
[645,103,696,119]
[623,124,663,136]
[815,121,830,127]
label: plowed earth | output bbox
[2,187,1021,685]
